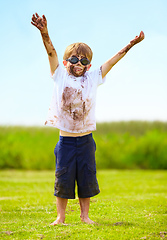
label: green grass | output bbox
[0,170,167,239]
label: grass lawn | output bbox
[0,170,167,239]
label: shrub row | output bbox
[0,121,167,169]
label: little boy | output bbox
[31,13,144,225]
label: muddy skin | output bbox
[41,32,56,56]
[118,43,132,55]
[43,42,54,56]
[41,32,50,42]
[33,17,44,29]
[69,65,87,77]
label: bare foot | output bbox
[50,217,65,226]
[80,216,96,224]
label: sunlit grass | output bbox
[0,170,167,239]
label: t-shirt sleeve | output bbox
[51,65,66,82]
[89,66,106,86]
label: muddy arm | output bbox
[31,13,59,75]
[101,31,145,78]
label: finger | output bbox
[31,21,37,27]
[42,15,47,21]
[139,31,144,40]
[31,20,42,30]
[32,14,35,19]
[36,13,40,18]
[140,31,144,36]
[141,31,145,38]
[32,14,37,22]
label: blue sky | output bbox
[1,0,167,125]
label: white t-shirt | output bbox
[45,65,106,133]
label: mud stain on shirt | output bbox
[61,86,91,124]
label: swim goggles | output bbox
[66,56,90,66]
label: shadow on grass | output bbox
[96,219,134,227]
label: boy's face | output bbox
[63,54,91,77]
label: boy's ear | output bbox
[63,60,67,67]
[86,64,92,71]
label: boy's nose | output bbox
[76,60,82,66]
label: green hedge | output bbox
[0,121,167,169]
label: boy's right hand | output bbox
[31,13,48,33]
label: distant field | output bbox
[0,170,166,239]
[0,121,167,169]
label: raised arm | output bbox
[31,13,59,75]
[101,31,145,78]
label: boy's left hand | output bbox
[31,13,48,33]
[130,31,145,46]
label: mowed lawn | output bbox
[0,170,167,240]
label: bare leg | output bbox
[79,198,95,224]
[50,197,68,225]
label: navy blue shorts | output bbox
[54,133,100,199]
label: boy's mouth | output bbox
[74,66,83,72]
[70,65,87,77]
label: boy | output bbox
[31,13,144,225]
